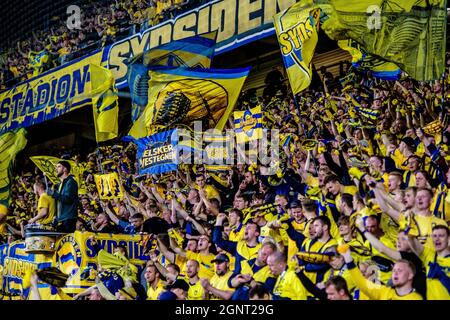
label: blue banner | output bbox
[136,129,179,175]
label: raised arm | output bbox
[340,244,385,300]
[212,214,237,255]
[156,235,175,263]
[355,217,401,261]
[100,201,119,225]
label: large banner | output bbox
[104,0,298,88]
[0,51,103,135]
[319,0,447,81]
[0,241,55,299]
[0,1,296,135]
[0,129,27,207]
[128,67,250,139]
[0,231,149,297]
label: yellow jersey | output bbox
[240,259,275,285]
[195,184,221,202]
[228,223,245,242]
[399,213,447,245]
[209,271,235,300]
[302,237,338,284]
[348,263,423,300]
[272,269,307,300]
[364,235,396,284]
[36,193,56,225]
[419,245,450,300]
[147,281,165,300]
[188,279,207,300]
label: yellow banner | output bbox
[94,173,124,200]
[0,232,150,297]
[274,1,321,94]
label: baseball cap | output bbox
[165,279,189,292]
[211,253,230,264]
[289,201,301,209]
[401,137,416,151]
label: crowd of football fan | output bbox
[0,0,199,89]
[3,52,450,300]
[1,0,450,299]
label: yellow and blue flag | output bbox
[338,39,401,81]
[90,64,119,143]
[203,130,233,170]
[234,105,263,144]
[274,1,321,94]
[128,67,250,139]
[128,31,217,121]
[94,172,124,200]
[320,0,447,81]
[0,129,27,207]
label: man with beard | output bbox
[201,254,235,300]
[340,243,423,299]
[185,259,207,300]
[235,171,259,198]
[213,214,262,270]
[47,161,79,233]
[283,215,337,286]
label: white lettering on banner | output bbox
[106,0,297,88]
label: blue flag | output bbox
[136,129,179,175]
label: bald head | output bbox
[267,251,286,276]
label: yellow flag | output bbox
[30,156,86,194]
[94,172,124,200]
[273,1,321,94]
[90,64,119,142]
[128,67,250,139]
[321,0,447,81]
[0,128,27,206]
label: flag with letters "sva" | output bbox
[274,1,321,94]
